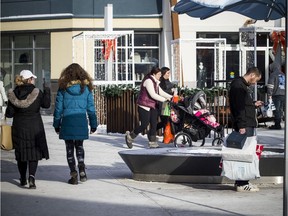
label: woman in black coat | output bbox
[6,70,50,189]
[157,67,176,132]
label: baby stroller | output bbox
[170,91,224,147]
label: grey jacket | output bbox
[267,69,285,97]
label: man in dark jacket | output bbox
[229,67,263,192]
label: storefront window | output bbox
[197,32,239,44]
[93,32,159,84]
[35,35,50,48]
[0,33,50,90]
[134,33,159,82]
[14,35,33,48]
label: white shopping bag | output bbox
[222,136,257,162]
[221,154,260,180]
[221,136,260,180]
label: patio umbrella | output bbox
[173,0,286,21]
[173,0,287,214]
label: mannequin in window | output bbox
[19,53,29,63]
[197,62,207,89]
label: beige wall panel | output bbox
[51,32,73,79]
[1,19,74,31]
[1,18,161,32]
[73,19,104,29]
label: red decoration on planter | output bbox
[270,31,286,55]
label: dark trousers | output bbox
[234,127,255,186]
[17,160,38,179]
[133,106,158,141]
[272,95,285,126]
[65,140,85,172]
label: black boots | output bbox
[28,175,36,189]
[68,171,78,185]
[20,177,27,186]
[68,164,87,184]
[78,163,87,182]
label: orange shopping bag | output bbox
[163,121,174,144]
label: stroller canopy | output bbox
[184,91,206,114]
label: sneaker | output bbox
[125,131,133,149]
[236,184,259,192]
[148,141,160,148]
[269,125,281,130]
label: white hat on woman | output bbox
[20,70,37,79]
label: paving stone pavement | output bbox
[1,115,284,216]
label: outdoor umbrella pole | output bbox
[284,3,288,215]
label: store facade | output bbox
[1,0,285,95]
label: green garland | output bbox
[100,84,137,97]
[99,84,228,99]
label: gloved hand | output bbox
[90,128,96,134]
[55,128,60,134]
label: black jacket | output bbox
[159,78,174,95]
[6,84,51,161]
[229,77,257,130]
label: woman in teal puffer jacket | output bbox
[53,63,97,185]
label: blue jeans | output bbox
[272,95,285,126]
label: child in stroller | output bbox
[170,91,224,147]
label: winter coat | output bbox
[229,77,258,130]
[6,84,51,161]
[159,78,174,95]
[137,75,172,111]
[53,83,97,140]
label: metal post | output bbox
[284,4,288,216]
[104,4,113,81]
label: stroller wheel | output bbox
[212,137,224,146]
[174,132,192,148]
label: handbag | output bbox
[1,124,13,151]
[225,131,247,149]
[161,101,171,116]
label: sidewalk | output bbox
[1,115,284,216]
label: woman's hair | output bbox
[15,75,29,86]
[149,67,161,76]
[160,67,170,76]
[142,67,161,81]
[58,63,94,91]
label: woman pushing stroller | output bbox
[125,67,173,148]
